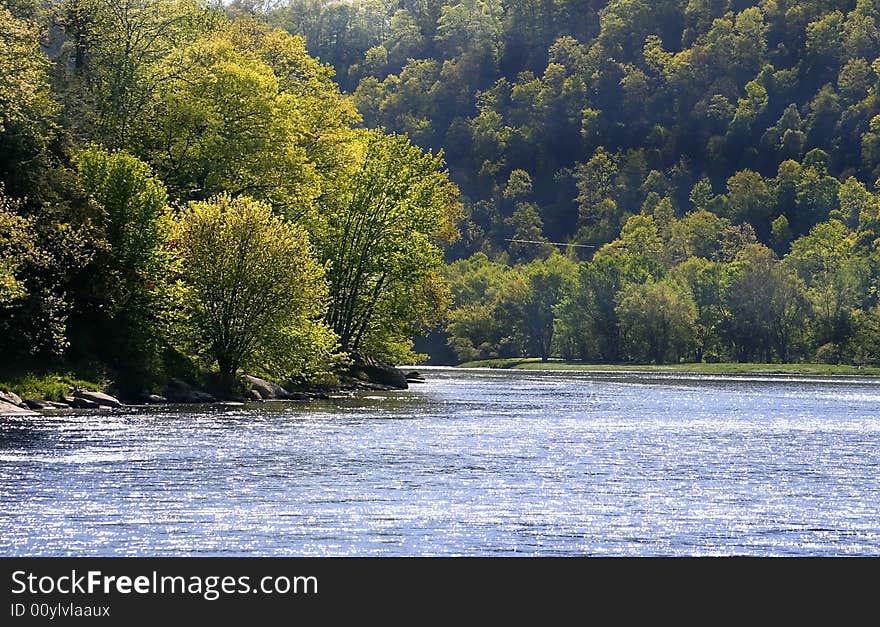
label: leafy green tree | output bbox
[0,188,96,364]
[443,252,516,361]
[555,250,654,362]
[725,170,773,237]
[144,33,322,213]
[0,5,58,198]
[318,129,460,362]
[73,147,171,390]
[668,209,730,262]
[574,147,620,244]
[771,214,793,253]
[173,194,331,393]
[57,0,216,149]
[722,244,809,362]
[668,256,726,362]
[794,163,841,236]
[786,220,870,355]
[494,253,576,360]
[504,202,554,262]
[0,190,42,306]
[616,281,697,364]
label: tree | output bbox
[0,5,58,199]
[0,186,96,364]
[616,281,697,364]
[0,190,42,306]
[504,202,554,262]
[57,0,215,149]
[668,209,730,262]
[494,253,576,360]
[173,194,331,393]
[786,220,870,354]
[725,169,772,237]
[443,252,516,362]
[555,251,654,362]
[668,256,725,362]
[72,147,171,390]
[143,33,322,213]
[318,129,460,362]
[722,244,809,362]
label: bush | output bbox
[815,342,842,365]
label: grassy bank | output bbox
[0,373,104,401]
[456,358,880,376]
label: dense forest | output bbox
[0,0,459,397]
[6,0,880,399]
[270,0,880,366]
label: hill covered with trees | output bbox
[270,0,880,365]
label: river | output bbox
[1,368,879,556]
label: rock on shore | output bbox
[349,353,409,390]
[74,390,123,408]
[243,375,292,400]
[0,391,26,408]
[162,379,216,403]
[0,399,38,415]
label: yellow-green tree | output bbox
[173,194,333,392]
[0,4,57,197]
[616,280,697,364]
[318,129,461,362]
[73,147,171,391]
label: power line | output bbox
[504,238,596,248]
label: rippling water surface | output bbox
[2,368,879,556]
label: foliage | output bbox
[318,129,460,362]
[616,281,697,364]
[172,194,333,391]
[71,147,171,391]
[0,373,103,402]
[0,4,58,198]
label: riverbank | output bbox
[456,358,880,376]
[0,358,422,414]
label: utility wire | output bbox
[504,238,596,248]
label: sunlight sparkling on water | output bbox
[1,368,879,556]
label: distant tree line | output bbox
[269,0,880,365]
[445,204,880,365]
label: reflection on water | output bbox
[1,368,879,555]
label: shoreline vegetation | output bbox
[456,358,880,377]
[0,357,425,414]
[6,2,880,405]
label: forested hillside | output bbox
[272,0,880,365]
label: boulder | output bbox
[24,398,52,410]
[350,353,408,390]
[405,371,426,383]
[129,392,167,405]
[162,378,216,404]
[65,396,100,409]
[189,390,217,403]
[0,390,25,408]
[0,399,38,415]
[74,390,123,408]
[243,375,291,400]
